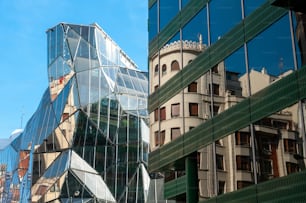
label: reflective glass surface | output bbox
[0,23,152,202]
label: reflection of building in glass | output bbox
[0,23,163,202]
[148,1,306,202]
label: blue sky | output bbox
[0,0,147,138]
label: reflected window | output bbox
[235,131,250,146]
[284,139,297,154]
[154,85,159,91]
[236,155,251,171]
[171,60,180,71]
[162,64,167,75]
[212,65,219,73]
[189,103,198,116]
[210,105,219,116]
[237,181,253,189]
[286,162,299,174]
[62,113,69,121]
[154,65,159,76]
[154,108,159,121]
[154,131,165,146]
[261,160,273,176]
[160,107,166,121]
[171,103,180,117]
[273,120,288,130]
[216,154,224,170]
[171,128,181,140]
[188,82,197,92]
[209,83,220,95]
[218,181,225,195]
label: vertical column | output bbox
[185,155,198,203]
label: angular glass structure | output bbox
[0,23,158,202]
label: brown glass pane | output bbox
[236,155,251,171]
[235,131,250,146]
[171,128,181,140]
[160,130,165,146]
[160,107,166,121]
[171,60,180,71]
[154,64,159,75]
[188,82,197,92]
[216,154,224,170]
[162,64,167,75]
[154,109,158,121]
[189,103,198,116]
[171,103,180,117]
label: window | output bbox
[154,85,159,91]
[171,60,180,71]
[162,64,167,75]
[189,103,198,116]
[235,131,250,146]
[171,128,180,140]
[261,160,273,175]
[188,82,197,92]
[160,107,166,121]
[209,83,220,95]
[154,107,166,121]
[212,65,218,73]
[154,109,159,121]
[154,64,159,75]
[155,131,165,146]
[284,139,297,154]
[210,105,219,116]
[286,162,299,174]
[237,181,253,189]
[171,103,180,117]
[218,181,225,195]
[273,120,288,129]
[216,154,224,170]
[236,156,251,171]
[62,113,69,121]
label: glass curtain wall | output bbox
[148,0,306,202]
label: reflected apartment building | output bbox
[0,23,164,202]
[148,0,306,202]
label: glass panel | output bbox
[182,7,208,45]
[251,102,305,183]
[149,2,158,42]
[159,0,179,31]
[294,12,305,67]
[247,14,295,95]
[209,0,242,44]
[244,0,266,16]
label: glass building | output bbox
[148,0,306,202]
[0,23,160,202]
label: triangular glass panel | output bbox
[67,24,82,37]
[60,171,92,199]
[75,71,90,107]
[52,77,73,122]
[67,36,80,62]
[70,169,116,202]
[31,151,70,201]
[48,57,74,101]
[32,171,67,203]
[141,164,151,202]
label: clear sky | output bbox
[0,0,147,138]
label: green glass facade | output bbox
[148,0,306,202]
